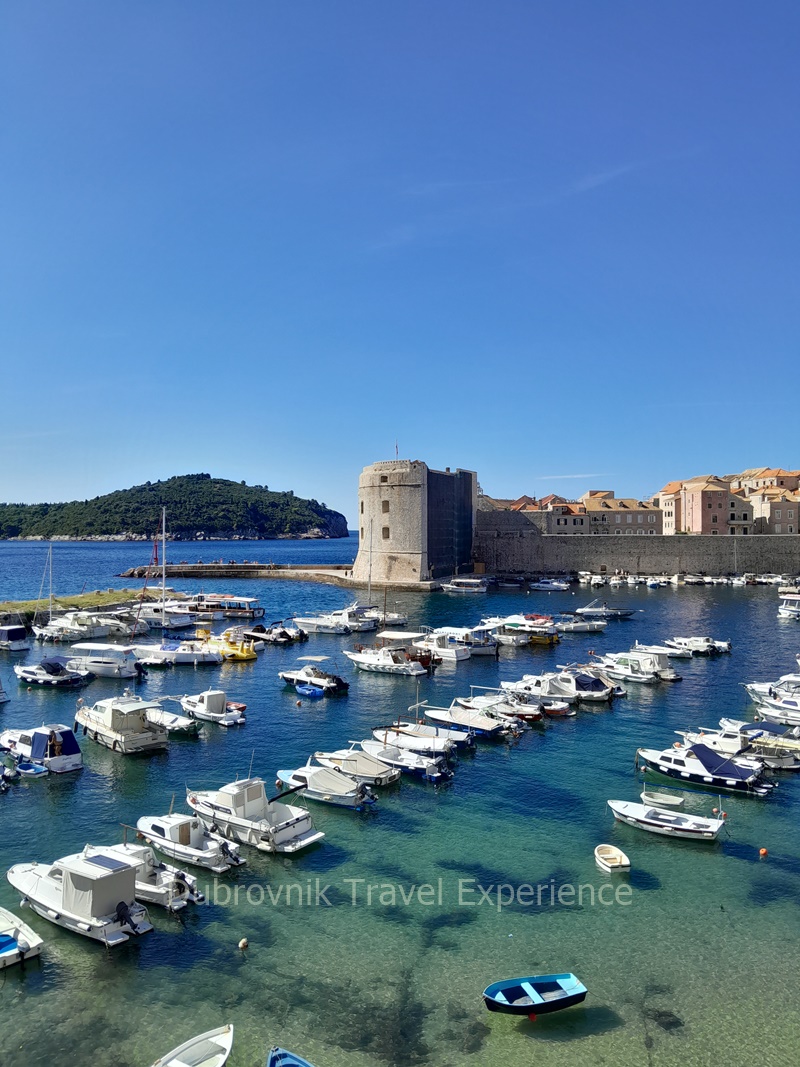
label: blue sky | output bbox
[1,2,798,523]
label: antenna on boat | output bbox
[169,792,175,815]
[248,748,255,779]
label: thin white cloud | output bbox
[536,473,613,480]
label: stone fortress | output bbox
[350,460,800,586]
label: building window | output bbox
[360,502,364,514]
[648,515,655,522]
[615,530,621,535]
[718,502,723,508]
[712,515,717,523]
[788,510,795,519]
[627,515,632,523]
[790,526,794,534]
[707,501,713,508]
[382,500,390,514]
[615,515,620,523]
[382,527,390,540]
[380,475,388,483]
[776,510,782,519]
[775,525,782,534]
[649,529,655,534]
[637,515,643,523]
[360,527,364,539]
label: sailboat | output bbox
[136,509,197,632]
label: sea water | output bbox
[1,543,799,1067]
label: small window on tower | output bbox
[382,500,390,514]
[382,527,390,540]
[380,475,388,483]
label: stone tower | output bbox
[351,460,477,584]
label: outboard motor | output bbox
[115,900,140,935]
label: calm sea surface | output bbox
[1,541,799,1067]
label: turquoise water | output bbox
[2,547,800,1066]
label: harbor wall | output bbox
[474,511,800,575]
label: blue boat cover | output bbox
[30,729,81,760]
[575,674,608,693]
[744,722,791,738]
[689,743,755,781]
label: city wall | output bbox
[474,511,800,575]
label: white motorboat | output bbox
[482,614,559,644]
[33,610,113,643]
[326,601,379,632]
[65,642,142,679]
[276,761,377,809]
[82,843,204,911]
[278,657,350,694]
[157,636,225,664]
[553,617,608,634]
[608,800,725,840]
[145,707,203,735]
[137,813,246,873]
[187,594,265,618]
[501,670,613,703]
[362,606,409,627]
[7,848,153,946]
[439,577,488,593]
[291,612,352,634]
[413,700,513,739]
[75,693,169,753]
[136,603,198,631]
[0,724,83,773]
[718,718,800,769]
[14,658,92,687]
[529,578,570,591]
[0,624,32,651]
[748,698,800,729]
[247,620,308,644]
[342,644,428,676]
[777,594,800,619]
[180,689,247,727]
[358,739,452,783]
[640,789,685,807]
[594,844,630,872]
[744,673,800,705]
[677,725,800,772]
[455,691,545,724]
[592,654,658,685]
[312,743,402,785]
[664,636,731,655]
[150,1024,234,1067]
[371,723,455,756]
[187,777,325,854]
[575,599,636,620]
[432,625,499,657]
[0,906,44,969]
[631,640,692,660]
[412,628,471,662]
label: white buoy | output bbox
[238,937,249,951]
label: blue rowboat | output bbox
[266,1047,316,1067]
[483,972,587,1017]
[16,762,49,779]
[296,684,325,699]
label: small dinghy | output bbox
[594,843,631,872]
[483,972,588,1017]
[0,906,44,969]
[296,684,325,699]
[359,739,452,783]
[145,708,203,736]
[16,762,49,779]
[150,1023,233,1067]
[640,789,684,808]
[181,690,246,727]
[266,1047,317,1067]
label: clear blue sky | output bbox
[2,2,798,523]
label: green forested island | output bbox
[0,474,349,540]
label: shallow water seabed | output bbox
[1,546,799,1066]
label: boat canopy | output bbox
[296,655,330,662]
[0,625,27,641]
[59,853,136,919]
[689,743,756,781]
[40,659,71,676]
[574,674,609,692]
[30,728,81,760]
[378,631,425,641]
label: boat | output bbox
[553,617,607,634]
[33,610,114,644]
[198,630,258,662]
[412,628,471,662]
[278,657,349,694]
[608,800,725,839]
[432,625,499,657]
[362,606,409,627]
[266,1047,316,1067]
[501,670,613,703]
[7,847,154,945]
[687,722,800,771]
[483,973,588,1017]
[370,723,456,756]
[412,700,513,739]
[631,639,692,659]
[592,653,659,685]
[439,577,488,593]
[455,691,544,724]
[180,690,247,727]
[640,789,684,807]
[358,739,453,783]
[151,1024,234,1067]
[291,612,352,634]
[529,578,570,591]
[65,643,143,679]
[13,658,93,687]
[575,599,636,620]
[342,643,428,676]
[16,762,49,779]
[594,844,630,872]
[744,673,800,705]
[0,724,83,773]
[276,760,377,809]
[187,777,325,854]
[777,593,800,619]
[326,601,379,632]
[664,636,731,655]
[0,624,32,652]
[75,693,169,753]
[82,842,204,911]
[188,593,265,618]
[137,813,246,873]
[636,743,775,796]
[132,638,223,666]
[482,614,559,645]
[145,707,203,736]
[296,684,324,699]
[312,743,402,785]
[0,906,44,969]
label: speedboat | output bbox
[636,743,775,796]
[432,625,499,657]
[483,614,559,645]
[358,739,452,783]
[0,724,82,773]
[131,639,222,666]
[326,602,379,632]
[75,693,169,753]
[278,657,349,694]
[0,906,44,969]
[592,654,659,685]
[187,778,325,854]
[248,621,308,644]
[415,700,514,739]
[439,577,488,593]
[145,707,203,736]
[342,644,428,676]
[455,691,544,724]
[412,629,471,662]
[501,670,613,704]
[529,578,570,591]
[677,726,800,771]
[312,743,402,785]
[65,643,142,679]
[594,844,630,872]
[7,848,153,946]
[150,1024,234,1067]
[777,593,800,619]
[631,640,692,659]
[14,658,92,687]
[553,617,607,634]
[713,719,800,769]
[33,611,112,643]
[291,612,351,635]
[575,599,636,620]
[483,973,587,1017]
[0,624,32,652]
[608,800,725,839]
[370,723,456,757]
[744,673,800,705]
[664,636,731,655]
[81,843,204,911]
[137,813,246,873]
[180,690,247,727]
[276,761,377,809]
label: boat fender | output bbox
[673,742,681,749]
[275,779,282,790]
[113,740,120,752]
[92,732,98,742]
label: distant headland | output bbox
[0,474,349,541]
